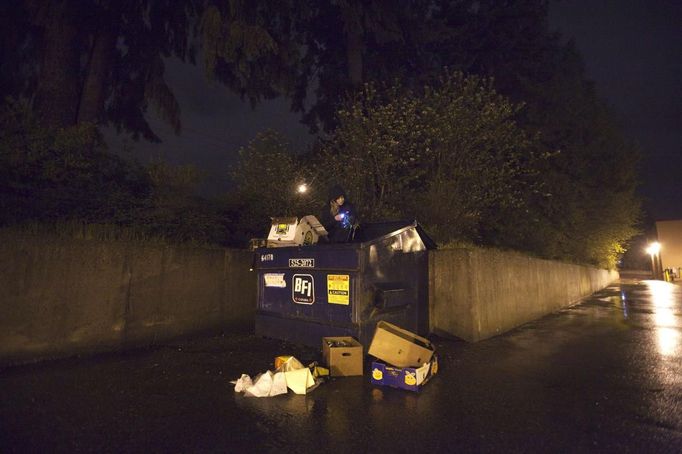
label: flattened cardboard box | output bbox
[370,355,439,392]
[322,336,363,376]
[368,321,434,368]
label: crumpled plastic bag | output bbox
[232,374,253,393]
[231,371,288,397]
[231,355,318,397]
[269,371,288,396]
[246,371,288,397]
[245,371,274,397]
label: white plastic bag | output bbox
[232,355,318,397]
[232,374,253,393]
[269,371,288,396]
[245,371,274,397]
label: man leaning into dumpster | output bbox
[321,185,358,243]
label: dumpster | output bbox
[254,220,436,347]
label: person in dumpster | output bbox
[321,185,358,243]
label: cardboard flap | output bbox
[368,321,434,368]
[378,321,432,349]
[300,215,328,236]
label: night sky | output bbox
[108,0,681,221]
[549,0,681,221]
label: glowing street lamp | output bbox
[646,242,662,280]
[646,242,661,256]
[296,183,308,194]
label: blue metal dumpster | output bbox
[254,220,436,347]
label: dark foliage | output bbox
[0,102,230,245]
[0,1,641,265]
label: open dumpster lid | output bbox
[353,220,437,249]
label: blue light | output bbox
[339,211,353,229]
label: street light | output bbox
[296,183,308,194]
[646,242,662,280]
[646,242,660,256]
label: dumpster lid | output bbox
[354,220,437,249]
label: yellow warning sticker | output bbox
[327,274,350,305]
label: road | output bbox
[1,277,680,453]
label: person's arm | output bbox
[320,206,335,232]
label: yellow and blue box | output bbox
[370,355,438,392]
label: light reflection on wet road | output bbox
[646,280,681,357]
[0,278,680,453]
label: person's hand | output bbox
[334,213,345,221]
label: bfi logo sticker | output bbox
[292,274,315,305]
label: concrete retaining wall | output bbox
[429,248,619,342]
[0,233,256,365]
[1,233,619,365]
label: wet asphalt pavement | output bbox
[1,277,681,453]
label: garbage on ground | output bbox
[368,320,434,368]
[284,367,316,395]
[370,355,438,392]
[274,355,293,370]
[322,336,364,376]
[368,321,438,392]
[231,355,319,397]
[233,374,253,393]
[307,361,330,378]
[243,370,288,397]
[232,321,438,396]
[275,355,305,372]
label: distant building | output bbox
[655,220,682,274]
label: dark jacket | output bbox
[321,200,357,243]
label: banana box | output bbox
[370,355,438,392]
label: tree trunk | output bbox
[346,28,363,85]
[341,2,364,85]
[77,25,116,125]
[32,0,80,129]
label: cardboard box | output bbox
[368,321,434,368]
[370,355,438,392]
[266,216,327,247]
[322,336,363,376]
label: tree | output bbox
[101,0,199,141]
[1,0,199,139]
[317,72,544,244]
[229,130,319,239]
[291,0,436,132]
[0,100,151,225]
[1,0,641,261]
[198,0,437,133]
[0,100,229,244]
